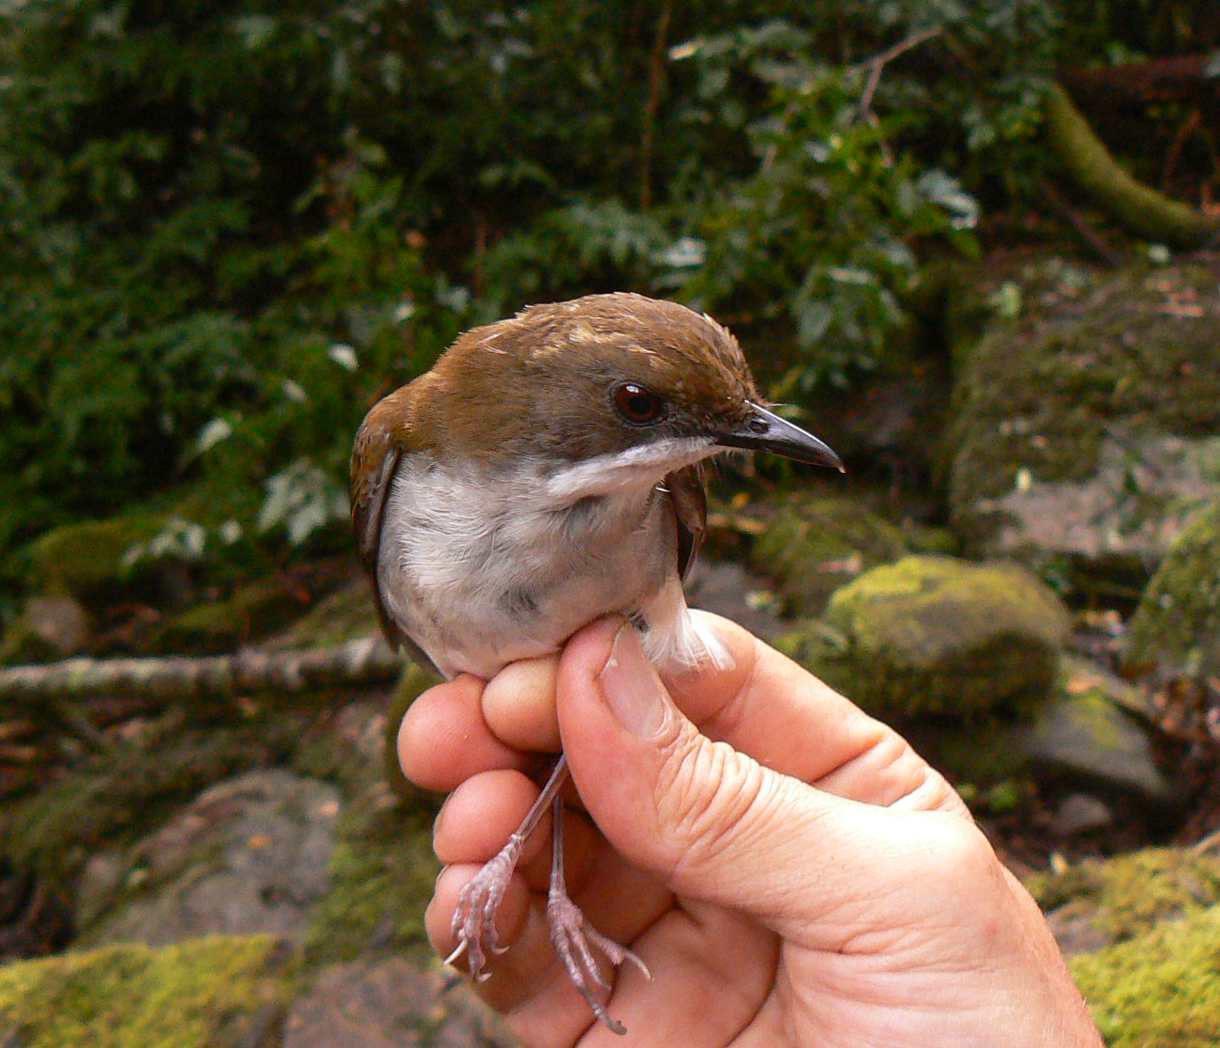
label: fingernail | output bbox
[599,623,667,738]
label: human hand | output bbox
[398,613,1102,1047]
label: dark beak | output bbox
[715,403,845,472]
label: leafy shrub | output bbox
[0,0,1151,595]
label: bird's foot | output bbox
[547,884,651,1035]
[445,835,524,981]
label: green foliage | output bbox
[0,0,1151,592]
[674,36,982,389]
[0,0,471,564]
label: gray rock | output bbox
[282,958,516,1048]
[0,593,92,664]
[1051,793,1115,837]
[685,558,785,641]
[78,769,341,947]
[973,429,1219,568]
[1018,691,1178,806]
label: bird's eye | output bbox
[613,383,665,425]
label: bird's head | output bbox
[413,293,842,489]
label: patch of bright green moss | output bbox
[1028,848,1220,944]
[1126,499,1220,676]
[0,935,294,1048]
[813,555,1068,719]
[1072,903,1220,1048]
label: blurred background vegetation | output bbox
[1,0,1216,613]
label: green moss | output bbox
[814,555,1069,719]
[1126,499,1220,675]
[751,497,912,617]
[269,579,382,649]
[0,935,294,1048]
[1028,848,1220,945]
[23,514,169,604]
[304,785,439,968]
[383,663,443,801]
[1045,83,1219,249]
[149,576,308,655]
[929,720,1030,785]
[1072,904,1220,1047]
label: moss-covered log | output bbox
[1044,82,1220,249]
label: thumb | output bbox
[556,618,899,936]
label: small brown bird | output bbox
[351,293,841,1033]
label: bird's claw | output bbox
[547,887,651,1036]
[447,838,522,981]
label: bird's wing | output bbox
[350,386,439,674]
[666,463,707,582]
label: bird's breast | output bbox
[376,453,679,678]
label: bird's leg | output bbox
[547,793,651,1036]
[447,754,571,979]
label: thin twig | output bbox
[1037,177,1126,268]
[639,0,673,210]
[854,26,943,115]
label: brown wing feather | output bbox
[349,384,439,674]
[665,464,708,581]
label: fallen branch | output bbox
[0,637,404,707]
[1044,81,1220,249]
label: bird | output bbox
[351,292,842,1034]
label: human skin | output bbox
[398,612,1103,1048]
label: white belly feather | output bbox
[376,442,731,679]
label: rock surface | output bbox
[283,958,515,1048]
[0,935,294,1048]
[1018,683,1178,807]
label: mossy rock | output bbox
[3,713,303,900]
[74,770,342,950]
[808,555,1070,719]
[751,497,916,617]
[149,576,309,656]
[945,257,1220,586]
[1125,499,1220,677]
[1029,847,1220,949]
[1019,686,1176,806]
[303,782,439,969]
[22,513,171,606]
[1072,902,1220,1047]
[0,935,295,1048]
